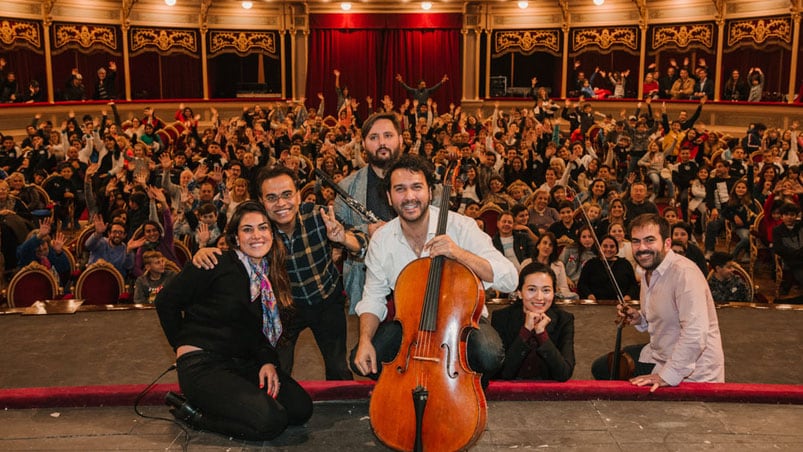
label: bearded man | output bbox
[336,112,403,313]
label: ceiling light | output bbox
[241,1,253,9]
[518,1,528,8]
[593,0,605,5]
[341,2,352,10]
[164,0,176,6]
[422,2,432,10]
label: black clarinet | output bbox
[314,168,380,224]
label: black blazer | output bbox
[492,231,534,264]
[491,301,575,381]
[155,250,281,366]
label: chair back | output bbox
[71,225,96,266]
[173,241,191,267]
[730,262,755,302]
[477,203,503,236]
[299,181,316,204]
[74,259,125,305]
[748,211,766,278]
[6,262,58,308]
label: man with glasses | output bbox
[85,213,138,279]
[194,166,367,380]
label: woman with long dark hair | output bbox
[156,201,312,441]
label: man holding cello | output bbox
[350,153,517,450]
[591,213,725,390]
[350,154,518,383]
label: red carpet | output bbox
[2,380,802,409]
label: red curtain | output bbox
[306,14,462,118]
[0,48,46,100]
[51,50,118,100]
[130,53,202,100]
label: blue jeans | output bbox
[349,317,504,387]
[176,350,312,441]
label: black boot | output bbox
[165,391,203,425]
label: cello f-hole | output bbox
[441,342,458,379]
[397,340,417,373]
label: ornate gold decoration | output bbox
[53,23,117,51]
[209,30,278,56]
[493,30,561,57]
[572,27,638,52]
[130,27,198,57]
[727,17,792,47]
[652,23,714,50]
[0,19,41,49]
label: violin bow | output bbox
[566,186,630,379]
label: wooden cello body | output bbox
[368,256,487,451]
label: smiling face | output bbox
[143,223,161,244]
[609,223,625,243]
[631,223,670,271]
[600,236,618,260]
[518,271,555,314]
[260,174,300,233]
[235,211,274,263]
[536,235,555,260]
[578,228,594,249]
[497,213,514,237]
[387,168,431,225]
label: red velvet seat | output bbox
[74,259,125,305]
[477,203,502,236]
[4,262,59,308]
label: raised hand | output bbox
[159,153,173,170]
[38,218,52,238]
[92,214,107,235]
[320,205,346,244]
[197,222,210,246]
[51,231,66,253]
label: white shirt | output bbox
[356,206,518,321]
[635,250,725,386]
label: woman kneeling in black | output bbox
[156,201,312,440]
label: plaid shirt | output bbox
[275,203,368,305]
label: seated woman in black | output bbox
[577,235,639,301]
[491,261,575,381]
[155,201,312,441]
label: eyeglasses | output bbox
[264,190,295,203]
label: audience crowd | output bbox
[1,59,802,309]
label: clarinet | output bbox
[314,168,380,224]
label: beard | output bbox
[366,145,400,170]
[395,199,428,224]
[635,249,666,271]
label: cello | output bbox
[368,161,487,452]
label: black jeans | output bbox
[176,350,313,441]
[348,317,504,387]
[278,287,353,380]
[590,343,656,380]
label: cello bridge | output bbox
[412,356,441,363]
